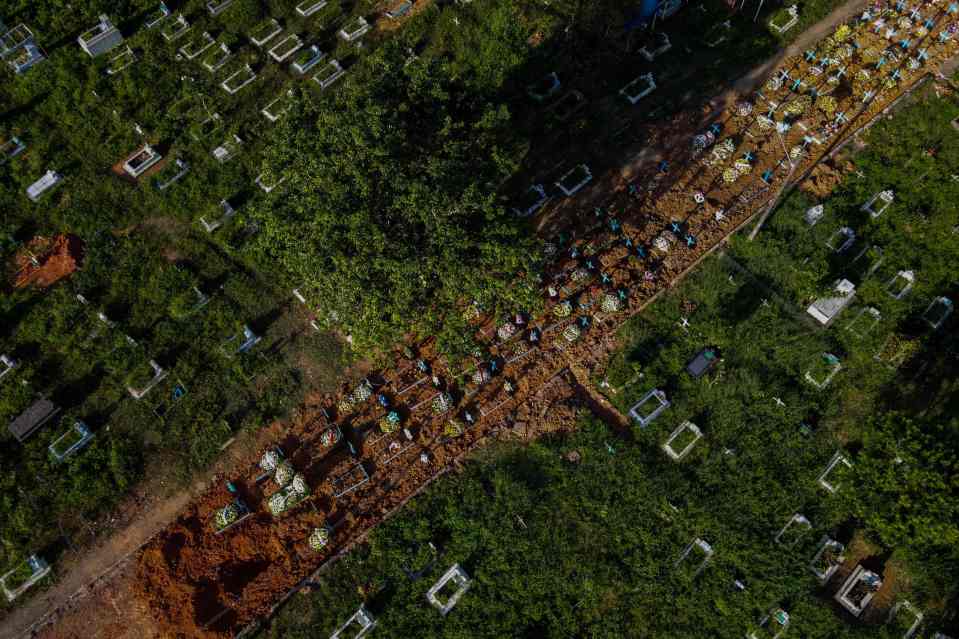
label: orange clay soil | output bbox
[11,234,83,289]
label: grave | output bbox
[862,189,894,218]
[922,296,953,330]
[674,538,713,577]
[817,451,852,493]
[250,19,282,47]
[0,354,18,381]
[426,564,472,615]
[127,360,169,399]
[26,170,63,202]
[546,91,584,124]
[256,173,287,193]
[555,164,592,196]
[527,72,561,102]
[1,555,50,602]
[262,91,294,122]
[338,17,371,42]
[845,306,881,338]
[705,20,731,48]
[747,608,790,639]
[806,279,856,326]
[774,513,811,548]
[189,112,222,141]
[78,15,123,58]
[8,399,60,443]
[2,137,26,162]
[292,45,324,74]
[512,184,549,217]
[309,526,331,551]
[267,475,310,516]
[207,0,234,16]
[221,64,257,94]
[179,31,215,60]
[386,1,414,19]
[162,15,191,41]
[888,601,923,639]
[202,43,231,72]
[106,46,136,75]
[826,226,856,253]
[628,388,670,427]
[49,419,95,462]
[769,6,799,34]
[212,135,242,162]
[224,325,261,356]
[640,32,671,61]
[122,144,163,178]
[620,73,657,105]
[809,536,845,583]
[875,333,919,369]
[804,204,825,226]
[297,0,329,17]
[662,421,702,461]
[330,461,370,498]
[805,352,841,390]
[886,270,915,299]
[835,565,882,617]
[155,158,190,191]
[269,33,303,62]
[686,348,719,378]
[213,496,253,534]
[145,3,172,29]
[330,605,377,639]
[847,245,884,282]
[314,60,345,89]
[3,25,45,74]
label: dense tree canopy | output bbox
[250,42,542,359]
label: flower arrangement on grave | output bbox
[290,474,309,497]
[259,449,280,473]
[320,427,341,448]
[735,101,753,117]
[268,492,288,515]
[766,76,783,91]
[723,168,740,183]
[817,95,838,115]
[309,527,330,551]
[734,159,752,175]
[601,294,621,313]
[432,392,453,414]
[444,419,465,438]
[215,504,239,530]
[553,301,572,317]
[542,242,557,257]
[563,324,581,342]
[571,268,590,282]
[472,367,491,385]
[337,397,353,414]
[462,301,481,321]
[379,411,401,434]
[834,24,852,41]
[352,381,372,403]
[274,460,295,487]
[497,323,516,341]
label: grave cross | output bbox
[860,9,872,21]
[628,183,640,197]
[804,50,817,62]
[917,48,929,61]
[659,160,669,173]
[643,271,655,282]
[743,151,755,163]
[890,69,902,81]
[820,56,833,67]
[854,169,866,179]
[594,206,605,218]
[899,38,911,49]
[940,30,952,43]
[570,247,579,258]
[624,237,634,248]
[618,289,628,301]
[761,298,770,307]
[709,123,722,135]
[862,90,875,102]
[637,246,647,258]
[924,18,935,29]
[762,169,774,183]
[952,174,959,182]
[601,272,612,285]
[791,78,804,92]
[835,65,847,78]
[773,397,786,407]
[949,2,957,14]
[876,55,887,68]
[678,317,690,330]
[802,135,817,147]
[610,218,621,233]
[671,221,682,234]
[873,18,885,33]
[685,234,696,247]
[909,8,922,20]
[585,259,596,270]
[895,0,905,11]
[835,111,848,124]
[809,87,819,98]
[579,316,590,328]
[778,69,790,82]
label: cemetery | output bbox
[3,0,959,637]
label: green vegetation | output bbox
[257,88,959,638]
[0,0,853,617]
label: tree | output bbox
[249,42,541,360]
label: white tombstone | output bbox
[426,564,471,615]
[662,421,702,461]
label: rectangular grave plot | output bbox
[331,462,370,498]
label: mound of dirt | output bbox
[11,234,83,289]
[799,160,853,200]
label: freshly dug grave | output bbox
[10,234,83,289]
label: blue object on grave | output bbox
[686,235,696,247]
[637,246,647,258]
[618,288,628,301]
[671,221,682,233]
[762,170,773,183]
[579,316,590,328]
[659,160,669,173]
